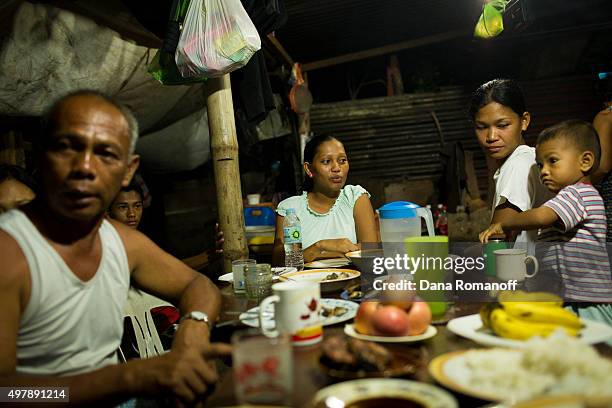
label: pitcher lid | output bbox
[378,201,421,219]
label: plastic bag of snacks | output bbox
[175,0,261,78]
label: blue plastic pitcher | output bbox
[377,201,435,242]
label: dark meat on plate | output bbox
[321,336,357,366]
[348,338,391,371]
[321,335,392,372]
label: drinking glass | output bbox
[232,329,293,405]
[232,259,256,294]
[244,263,273,300]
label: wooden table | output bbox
[205,283,612,407]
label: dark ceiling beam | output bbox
[265,33,294,67]
[31,0,162,48]
[301,28,470,72]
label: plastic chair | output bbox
[122,288,174,359]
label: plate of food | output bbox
[429,334,612,403]
[278,268,360,293]
[311,378,457,408]
[320,335,425,380]
[341,286,364,302]
[511,395,612,408]
[340,275,393,302]
[239,298,359,329]
[345,324,437,343]
[448,303,612,348]
[304,257,351,268]
[217,267,297,283]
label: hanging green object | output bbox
[148,0,208,85]
[474,0,509,39]
[148,51,207,86]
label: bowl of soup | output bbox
[310,378,457,408]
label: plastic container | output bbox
[377,202,435,274]
[244,206,275,226]
[378,201,435,242]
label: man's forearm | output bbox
[172,275,221,349]
[177,275,221,325]
[0,362,136,406]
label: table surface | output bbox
[205,282,612,408]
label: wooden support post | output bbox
[0,131,25,166]
[206,74,249,273]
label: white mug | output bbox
[494,249,539,282]
[259,281,323,346]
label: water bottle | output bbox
[283,208,304,270]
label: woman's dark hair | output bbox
[0,164,37,192]
[468,79,527,120]
[301,134,341,192]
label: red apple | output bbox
[380,275,417,311]
[404,301,432,336]
[354,301,380,335]
[371,305,410,336]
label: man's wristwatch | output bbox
[179,311,211,329]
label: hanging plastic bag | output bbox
[175,0,261,78]
[474,0,509,39]
[149,0,208,85]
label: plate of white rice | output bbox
[429,334,612,403]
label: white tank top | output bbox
[0,210,130,375]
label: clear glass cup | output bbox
[244,263,273,300]
[232,329,293,406]
[232,259,256,294]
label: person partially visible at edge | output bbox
[0,90,230,405]
[108,182,224,271]
[592,79,612,241]
[0,164,36,213]
[272,134,378,265]
[480,120,612,321]
[470,78,553,245]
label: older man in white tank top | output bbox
[0,91,230,405]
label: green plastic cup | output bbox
[484,239,507,277]
[405,236,449,317]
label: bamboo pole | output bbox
[206,74,249,273]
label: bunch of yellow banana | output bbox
[497,290,563,307]
[480,291,583,341]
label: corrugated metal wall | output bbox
[310,75,602,196]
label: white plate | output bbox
[239,298,359,329]
[429,349,520,402]
[311,378,457,408]
[217,267,297,283]
[279,268,360,293]
[429,348,612,403]
[304,257,351,268]
[447,313,612,348]
[344,323,437,343]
